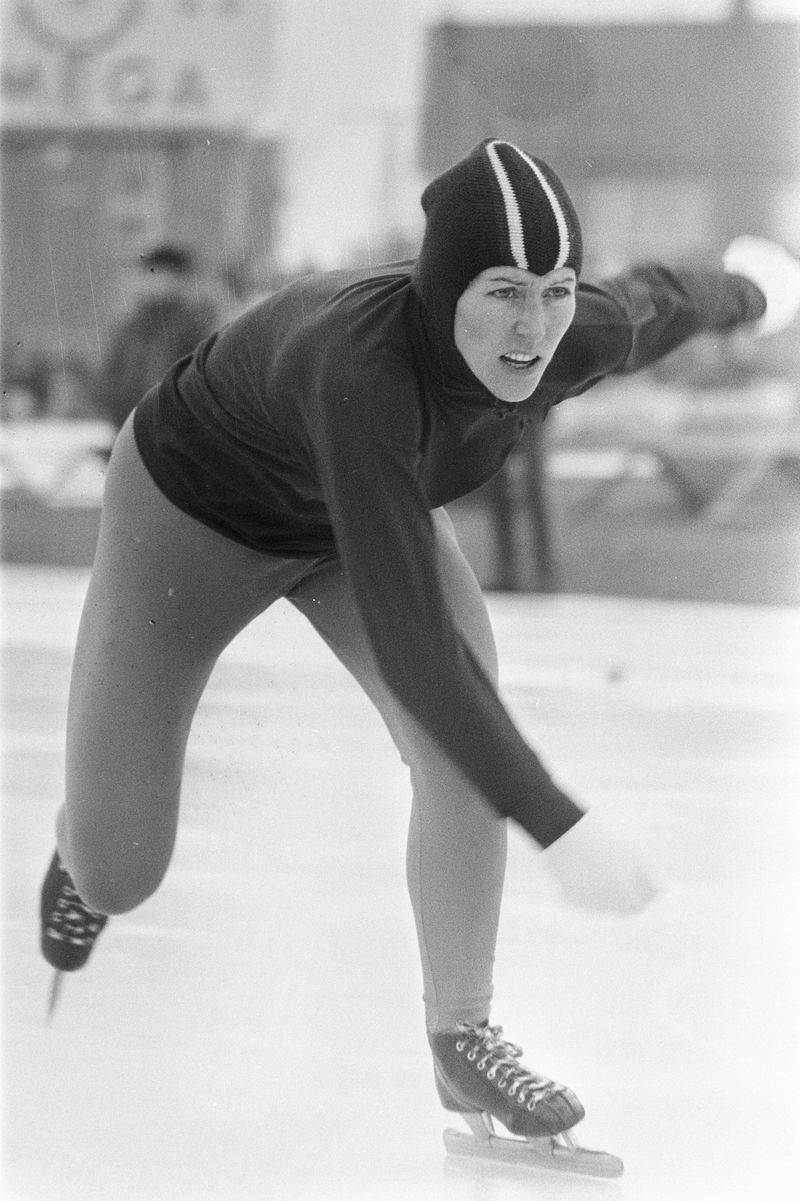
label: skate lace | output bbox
[454,1022,566,1106]
[47,871,105,946]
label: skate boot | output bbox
[430,1021,624,1178]
[40,850,108,972]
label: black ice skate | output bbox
[430,1021,623,1178]
[40,850,108,1019]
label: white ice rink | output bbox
[3,565,799,1201]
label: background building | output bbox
[1,0,282,363]
[418,8,800,270]
[2,0,798,599]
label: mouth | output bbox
[500,352,540,370]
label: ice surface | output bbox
[3,567,799,1200]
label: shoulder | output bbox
[228,264,413,343]
[257,264,419,378]
[290,271,424,445]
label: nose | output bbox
[514,294,546,341]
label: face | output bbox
[453,265,577,402]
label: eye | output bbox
[544,284,575,300]
[489,286,519,300]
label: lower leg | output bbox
[405,750,507,1033]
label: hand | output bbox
[542,809,662,916]
[723,235,800,338]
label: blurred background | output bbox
[2,0,799,603]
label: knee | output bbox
[66,836,173,915]
[72,861,166,915]
[61,805,177,914]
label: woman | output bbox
[40,139,793,1162]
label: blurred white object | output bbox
[0,420,114,506]
[542,808,662,916]
[723,235,800,338]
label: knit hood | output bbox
[411,139,582,394]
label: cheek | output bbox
[553,303,576,343]
[454,310,490,364]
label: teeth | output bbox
[503,352,536,365]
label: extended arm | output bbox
[600,262,766,375]
[305,352,583,849]
[595,236,800,377]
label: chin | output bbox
[491,378,541,404]
[489,364,546,403]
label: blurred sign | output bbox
[1,0,277,128]
[420,20,800,178]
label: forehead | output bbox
[472,265,575,286]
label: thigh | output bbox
[70,419,324,744]
[64,418,329,885]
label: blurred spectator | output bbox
[91,243,224,431]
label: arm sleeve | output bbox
[304,352,584,848]
[544,266,764,403]
[599,264,767,375]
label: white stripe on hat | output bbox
[485,142,529,270]
[487,140,571,271]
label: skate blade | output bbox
[46,970,64,1024]
[443,1118,624,1179]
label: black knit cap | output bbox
[413,139,582,342]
